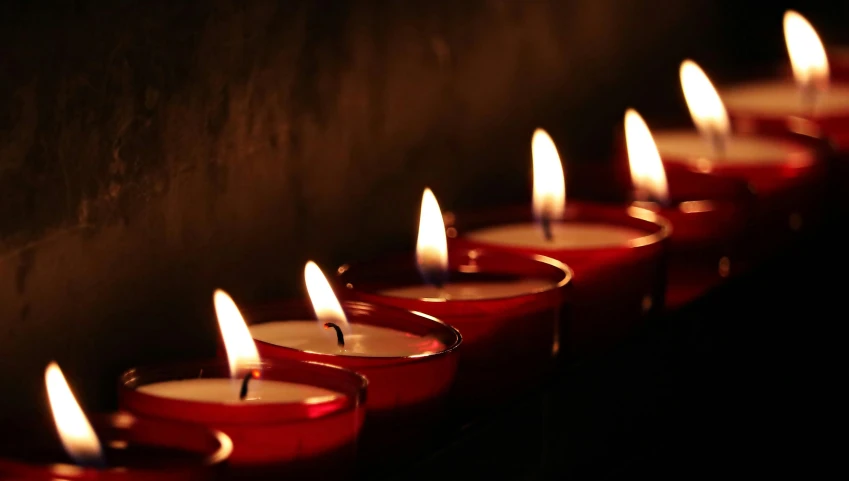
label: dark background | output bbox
[1,1,846,478]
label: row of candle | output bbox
[3,9,849,481]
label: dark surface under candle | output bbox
[0,443,206,469]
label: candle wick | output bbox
[324,322,345,348]
[239,372,253,401]
[801,82,818,115]
[709,129,726,160]
[541,214,554,242]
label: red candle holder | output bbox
[239,300,460,466]
[332,249,570,419]
[0,412,231,481]
[444,202,669,358]
[649,130,826,267]
[118,359,366,480]
[587,156,758,309]
[726,85,849,152]
[634,164,756,309]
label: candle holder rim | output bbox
[654,129,820,171]
[652,125,823,145]
[445,201,672,251]
[118,358,368,415]
[334,247,573,303]
[0,412,233,477]
[249,300,463,362]
[721,78,849,120]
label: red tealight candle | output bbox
[721,11,849,151]
[645,58,826,267]
[622,109,755,309]
[118,291,367,480]
[239,261,461,461]
[334,189,570,416]
[445,130,669,357]
[0,363,231,481]
[338,189,571,414]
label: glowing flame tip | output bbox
[415,188,449,284]
[531,128,566,222]
[45,362,104,467]
[304,261,351,333]
[213,289,260,377]
[784,10,829,89]
[679,59,729,140]
[624,109,669,205]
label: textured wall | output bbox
[0,0,842,425]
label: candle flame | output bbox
[680,60,729,140]
[784,10,829,90]
[624,109,669,204]
[531,129,566,223]
[213,289,261,377]
[304,261,351,334]
[45,362,104,467]
[416,188,449,285]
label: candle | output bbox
[333,188,571,420]
[720,11,849,148]
[718,12,845,242]
[446,129,668,357]
[240,261,460,472]
[0,363,231,481]
[639,58,825,268]
[118,290,367,479]
[624,109,755,308]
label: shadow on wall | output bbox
[0,0,756,425]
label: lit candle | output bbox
[464,131,653,249]
[118,290,367,478]
[644,57,823,266]
[379,188,560,298]
[446,129,669,356]
[241,261,461,469]
[654,59,817,174]
[625,109,752,308]
[249,261,450,358]
[0,363,231,481]
[720,11,849,150]
[333,186,571,418]
[134,291,346,406]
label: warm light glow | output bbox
[624,109,669,204]
[45,362,104,467]
[531,129,566,221]
[416,188,449,280]
[680,60,729,139]
[213,289,261,377]
[304,261,351,333]
[784,10,829,90]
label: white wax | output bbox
[251,321,446,357]
[137,378,343,404]
[379,278,555,300]
[721,81,849,116]
[464,222,649,249]
[653,129,797,166]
